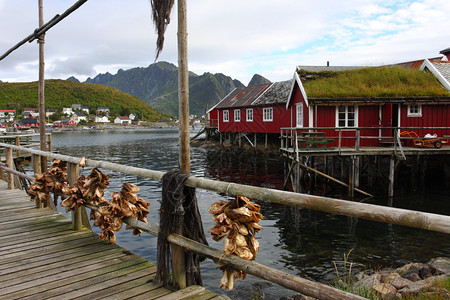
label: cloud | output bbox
[1,0,449,85]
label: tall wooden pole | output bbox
[178,0,190,175]
[38,0,47,172]
[173,0,188,289]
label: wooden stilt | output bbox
[349,156,356,199]
[265,133,268,149]
[355,156,360,188]
[388,157,395,199]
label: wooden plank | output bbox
[0,216,70,234]
[0,248,126,287]
[0,228,94,253]
[156,285,206,300]
[0,242,117,273]
[44,266,158,300]
[100,279,164,300]
[0,234,105,263]
[0,213,67,231]
[182,289,221,300]
[77,273,158,300]
[0,257,151,298]
[128,287,173,300]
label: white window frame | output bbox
[296,104,303,128]
[263,107,273,122]
[223,110,229,122]
[246,108,253,122]
[407,104,422,117]
[234,109,241,122]
[335,105,358,128]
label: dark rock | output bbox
[402,272,422,282]
[419,265,439,279]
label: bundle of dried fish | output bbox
[28,160,68,205]
[208,196,263,290]
[61,167,109,214]
[94,183,150,243]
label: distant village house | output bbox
[0,109,15,122]
[62,107,74,116]
[114,116,131,125]
[97,107,110,116]
[94,116,110,123]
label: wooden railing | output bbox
[1,142,449,300]
[0,132,52,158]
[205,118,218,129]
[281,126,450,156]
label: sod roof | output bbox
[298,66,449,99]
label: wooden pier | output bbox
[0,181,224,300]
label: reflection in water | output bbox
[51,129,449,299]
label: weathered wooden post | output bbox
[6,148,14,189]
[349,156,356,199]
[15,136,20,157]
[38,0,47,172]
[48,133,52,152]
[388,156,395,199]
[32,154,43,208]
[68,162,82,230]
[173,0,189,289]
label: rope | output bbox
[156,171,208,288]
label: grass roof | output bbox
[299,66,449,98]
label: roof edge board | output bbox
[420,59,450,91]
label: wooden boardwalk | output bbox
[0,181,225,300]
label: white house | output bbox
[114,116,131,125]
[129,113,137,120]
[72,112,88,122]
[62,107,73,116]
[0,110,15,122]
[95,116,110,123]
[81,106,89,114]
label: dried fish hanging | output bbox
[60,168,150,244]
[208,196,263,290]
[28,160,68,206]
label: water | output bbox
[50,128,449,299]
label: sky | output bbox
[0,0,449,85]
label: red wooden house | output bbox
[209,66,450,148]
[208,80,297,135]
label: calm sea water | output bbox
[51,128,449,299]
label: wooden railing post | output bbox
[68,162,82,230]
[355,129,360,151]
[6,147,14,189]
[32,154,43,208]
[15,136,20,157]
[48,133,52,152]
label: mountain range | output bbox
[80,62,271,116]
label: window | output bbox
[296,104,303,128]
[223,110,229,122]
[246,109,253,122]
[407,104,422,117]
[234,109,240,122]
[263,107,273,122]
[336,105,357,128]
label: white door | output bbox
[296,104,303,128]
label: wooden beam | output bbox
[298,161,372,197]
